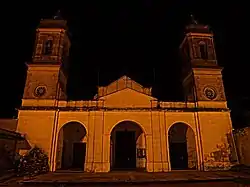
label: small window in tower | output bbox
[43,40,53,55]
[199,41,208,59]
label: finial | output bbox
[190,14,198,25]
[53,10,63,20]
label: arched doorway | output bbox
[56,122,87,171]
[168,123,197,170]
[110,121,146,171]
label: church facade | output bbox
[16,16,238,172]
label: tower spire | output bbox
[33,11,69,64]
[179,16,226,104]
[185,15,210,34]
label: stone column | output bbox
[151,112,164,172]
[194,112,203,171]
[92,112,104,172]
[146,134,153,172]
[84,112,95,172]
[102,133,111,172]
[54,129,63,171]
[159,113,169,172]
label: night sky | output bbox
[1,1,249,128]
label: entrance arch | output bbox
[168,123,197,170]
[110,121,146,171]
[56,121,87,170]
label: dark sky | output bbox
[1,1,249,127]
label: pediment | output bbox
[96,75,152,98]
[99,87,157,108]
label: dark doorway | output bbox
[56,122,87,170]
[61,141,67,169]
[169,142,188,170]
[114,131,136,170]
[72,142,86,170]
[168,123,197,170]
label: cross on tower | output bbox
[190,14,198,25]
[53,10,63,20]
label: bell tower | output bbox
[180,16,227,108]
[22,11,70,103]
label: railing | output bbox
[59,100,196,109]
[21,99,228,111]
[59,100,104,108]
[160,101,195,109]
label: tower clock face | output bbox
[204,87,217,100]
[34,86,47,97]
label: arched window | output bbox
[199,41,208,59]
[43,40,53,55]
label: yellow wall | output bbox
[17,110,56,160]
[198,112,235,170]
[16,81,237,172]
[16,105,236,172]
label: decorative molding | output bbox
[97,75,152,98]
[19,106,230,112]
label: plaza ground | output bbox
[1,170,250,186]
